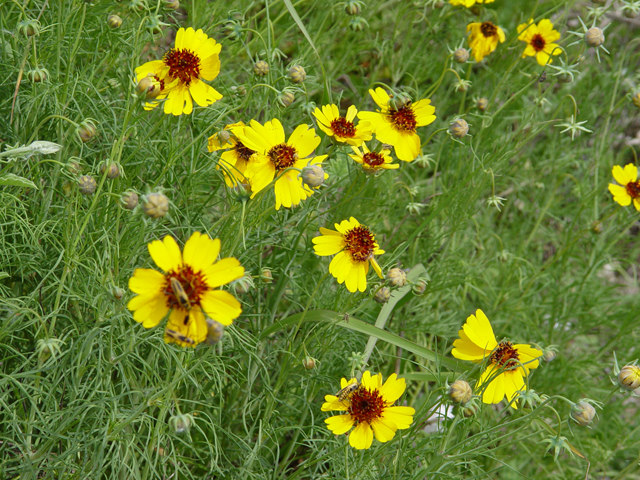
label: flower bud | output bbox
[36,338,64,364]
[618,365,640,391]
[461,402,479,417]
[164,0,180,9]
[279,91,295,107]
[591,220,602,234]
[622,5,639,18]
[570,401,596,426]
[17,19,39,37]
[345,0,362,15]
[76,120,97,143]
[301,165,325,188]
[288,65,307,84]
[142,192,169,218]
[476,97,488,112]
[128,0,146,11]
[107,14,123,29]
[386,268,407,287]
[112,286,124,300]
[169,413,193,434]
[302,357,317,370]
[136,74,162,102]
[233,183,252,203]
[453,48,469,63]
[348,16,368,32]
[145,15,167,35]
[585,27,605,48]
[231,85,247,96]
[412,277,428,295]
[449,119,469,138]
[100,162,120,179]
[78,175,97,195]
[231,273,254,294]
[449,380,472,405]
[632,91,640,109]
[120,191,139,210]
[217,130,231,145]
[205,319,224,345]
[27,67,49,83]
[543,348,557,362]
[260,267,273,284]
[253,60,269,76]
[374,286,391,304]
[388,93,411,111]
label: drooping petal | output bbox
[461,309,498,351]
[189,79,222,107]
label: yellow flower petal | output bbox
[148,236,183,273]
[370,418,397,443]
[163,307,207,347]
[202,258,245,289]
[325,414,354,435]
[608,184,631,206]
[461,309,497,351]
[349,422,374,449]
[182,232,220,273]
[383,406,415,429]
[378,373,406,403]
[128,268,166,295]
[200,289,242,326]
[189,79,222,107]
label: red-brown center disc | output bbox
[268,143,298,171]
[389,104,417,133]
[163,266,208,310]
[531,34,546,52]
[480,22,498,38]
[490,341,520,369]
[626,181,640,199]
[363,152,385,167]
[163,48,201,86]
[330,117,356,138]
[235,141,255,162]
[343,225,376,262]
[348,387,385,425]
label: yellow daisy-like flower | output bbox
[450,0,494,6]
[135,27,223,116]
[452,309,542,407]
[349,143,398,173]
[358,88,436,162]
[207,122,256,188]
[322,371,415,450]
[312,104,373,146]
[234,119,328,210]
[467,22,506,62]
[127,232,244,347]
[608,163,640,211]
[517,19,561,66]
[312,217,384,293]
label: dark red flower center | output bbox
[480,22,498,38]
[363,152,385,167]
[164,266,207,310]
[163,48,201,86]
[330,117,356,138]
[343,225,376,263]
[235,141,255,162]
[268,143,298,171]
[490,341,520,369]
[626,181,640,199]
[348,386,385,425]
[389,104,417,133]
[531,34,546,52]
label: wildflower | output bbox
[452,309,543,407]
[287,65,306,84]
[608,164,640,211]
[36,338,64,364]
[570,400,597,426]
[618,364,640,391]
[164,0,180,9]
[322,371,415,450]
[234,119,327,210]
[541,435,573,461]
[467,21,506,62]
[27,67,49,83]
[134,27,222,116]
[78,175,97,195]
[127,232,245,347]
[169,413,193,433]
[142,192,169,219]
[348,143,398,172]
[448,379,473,405]
[412,277,428,295]
[516,19,561,66]
[449,0,494,6]
[260,267,273,283]
[358,88,436,161]
[253,60,269,76]
[230,272,254,295]
[486,195,507,211]
[313,104,372,146]
[312,217,384,293]
[207,122,256,188]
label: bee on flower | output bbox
[608,164,640,210]
[452,309,542,407]
[207,122,257,188]
[312,104,372,146]
[312,217,384,293]
[127,232,244,347]
[467,21,506,62]
[322,372,415,450]
[135,27,223,116]
[517,19,562,66]
[348,143,398,173]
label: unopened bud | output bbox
[618,365,640,391]
[476,97,488,111]
[107,14,123,29]
[120,191,139,210]
[388,93,411,111]
[78,175,97,195]
[632,91,640,109]
[374,286,391,304]
[302,357,317,370]
[279,91,295,107]
[461,402,479,417]
[136,74,162,102]
[543,348,557,363]
[112,286,124,300]
[27,67,49,83]
[301,165,325,188]
[453,48,469,63]
[36,338,64,364]
[386,268,407,287]
[585,27,605,48]
[76,120,97,143]
[260,267,273,284]
[17,19,39,37]
[163,0,180,9]
[288,65,307,84]
[449,380,472,405]
[169,413,193,434]
[623,5,639,18]
[591,220,602,234]
[253,60,269,76]
[348,16,368,32]
[142,192,169,219]
[100,162,120,179]
[205,319,224,345]
[449,119,469,138]
[231,85,247,96]
[345,0,362,15]
[231,273,254,295]
[570,401,596,426]
[412,277,428,295]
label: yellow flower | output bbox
[358,88,436,162]
[450,0,494,6]
[608,163,640,210]
[322,371,415,450]
[135,27,223,116]
[312,217,384,293]
[467,22,506,62]
[127,232,244,347]
[452,309,542,407]
[312,104,372,146]
[349,143,398,173]
[234,119,328,210]
[517,19,561,66]
[207,122,256,188]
